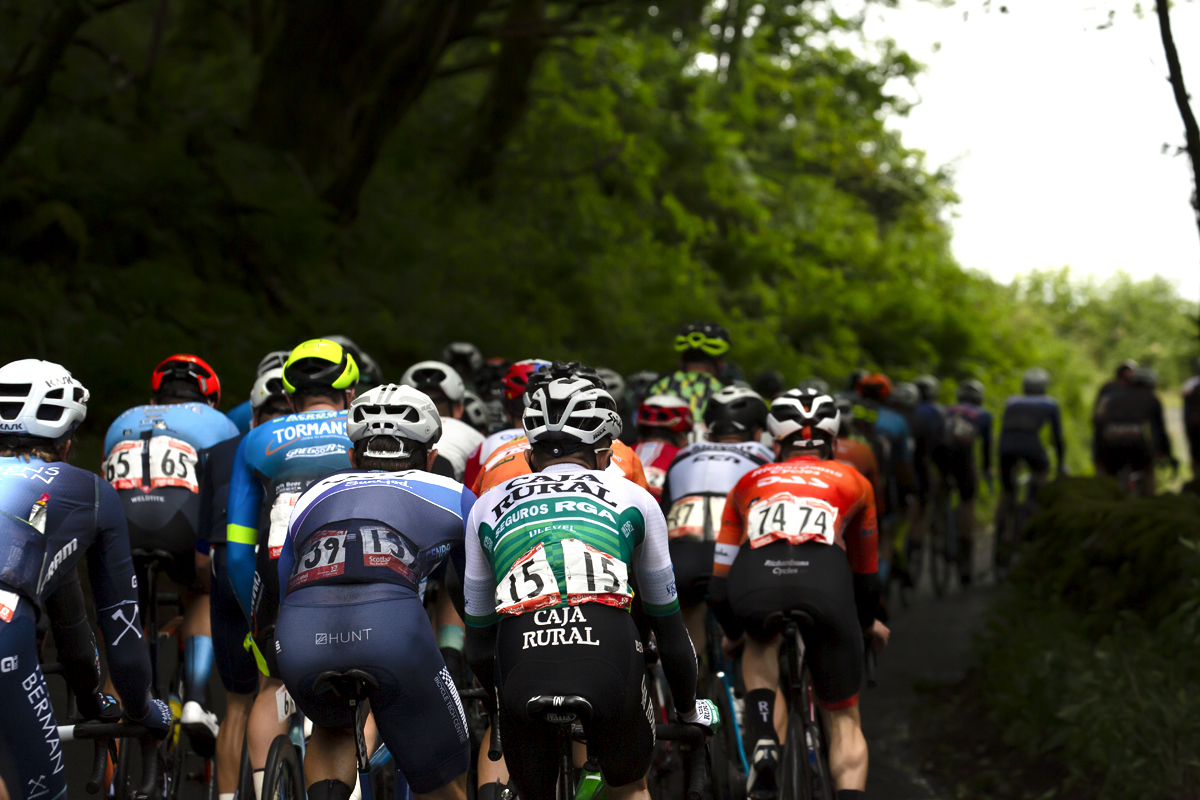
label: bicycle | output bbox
[992,468,1034,580]
[56,717,162,799]
[760,610,876,800]
[926,479,956,598]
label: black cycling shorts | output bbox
[669,538,714,608]
[252,541,283,678]
[496,603,655,800]
[1098,443,1152,476]
[121,487,201,587]
[944,446,978,503]
[275,584,470,794]
[725,541,863,710]
[209,544,257,695]
[999,449,1050,492]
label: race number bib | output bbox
[360,526,417,583]
[104,436,200,493]
[287,530,348,591]
[561,539,631,608]
[268,492,301,559]
[644,467,667,491]
[0,589,19,623]
[748,495,839,548]
[667,495,725,541]
[496,543,561,615]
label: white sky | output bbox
[857,0,1200,295]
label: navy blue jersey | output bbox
[999,395,1063,455]
[279,470,475,599]
[945,402,994,472]
[0,458,152,717]
[196,433,244,547]
[913,401,947,448]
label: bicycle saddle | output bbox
[526,695,593,725]
[312,669,380,701]
[130,548,176,565]
[762,609,816,631]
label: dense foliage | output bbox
[1,0,1197,464]
[980,479,1200,799]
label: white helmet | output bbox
[0,359,89,442]
[523,377,623,455]
[594,368,626,399]
[401,361,465,403]
[255,350,291,377]
[250,367,287,410]
[347,384,441,458]
[766,388,840,448]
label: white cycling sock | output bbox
[350,774,363,800]
[219,794,235,800]
[252,769,265,800]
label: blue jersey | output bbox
[0,458,152,716]
[999,395,1063,455]
[225,410,352,618]
[227,400,254,435]
[913,401,946,448]
[873,407,912,464]
[279,470,475,600]
[102,403,238,543]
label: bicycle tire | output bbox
[112,737,134,799]
[707,675,743,800]
[777,712,809,800]
[262,734,305,800]
[802,680,834,800]
[929,498,950,597]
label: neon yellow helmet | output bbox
[673,322,731,358]
[282,339,359,394]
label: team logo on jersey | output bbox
[285,443,346,460]
[522,606,602,649]
[491,472,618,517]
[41,538,77,584]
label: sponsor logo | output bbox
[130,494,165,503]
[0,422,24,431]
[435,666,469,744]
[491,472,618,517]
[1,655,17,672]
[522,606,601,649]
[285,443,346,460]
[763,558,809,576]
[22,670,63,785]
[315,628,372,645]
[642,673,655,733]
[266,419,347,456]
[42,538,77,584]
[0,464,60,484]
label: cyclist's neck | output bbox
[681,361,717,376]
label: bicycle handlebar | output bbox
[56,721,159,798]
[458,687,504,762]
[656,724,708,800]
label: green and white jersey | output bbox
[463,463,679,627]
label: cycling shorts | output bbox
[999,449,1050,492]
[724,541,863,710]
[120,486,200,587]
[496,603,655,799]
[1097,443,1152,476]
[209,544,257,695]
[0,600,66,800]
[944,446,978,503]
[252,540,282,678]
[668,538,714,608]
[275,584,470,794]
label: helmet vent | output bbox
[0,383,31,398]
[36,405,65,421]
[0,403,22,420]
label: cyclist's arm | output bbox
[634,492,697,717]
[707,480,746,639]
[981,412,994,475]
[846,480,881,629]
[225,435,262,619]
[43,573,104,714]
[463,509,500,705]
[89,479,154,721]
[1150,396,1172,457]
[1047,402,1065,470]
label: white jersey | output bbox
[437,417,486,481]
[661,440,772,542]
[478,428,523,463]
[462,463,679,625]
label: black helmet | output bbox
[957,379,985,405]
[674,322,731,359]
[1022,368,1050,395]
[704,385,768,438]
[752,370,785,399]
[1129,367,1157,388]
[321,335,382,390]
[442,342,485,381]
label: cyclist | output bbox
[103,354,239,747]
[443,342,485,391]
[708,388,887,799]
[463,373,715,800]
[401,361,485,481]
[471,363,651,496]
[995,368,1064,535]
[1185,358,1200,483]
[1094,367,1173,495]
[226,339,358,797]
[276,384,475,800]
[226,351,290,434]
[647,322,728,419]
[911,374,948,505]
[853,375,915,587]
[464,360,550,488]
[198,363,291,799]
[833,396,881,502]
[1092,359,1137,467]
[942,380,993,585]
[634,395,693,500]
[0,360,169,800]
[661,385,771,663]
[474,357,513,435]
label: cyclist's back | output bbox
[998,368,1063,488]
[1095,369,1170,475]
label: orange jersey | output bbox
[714,455,878,578]
[834,437,880,504]
[470,435,650,495]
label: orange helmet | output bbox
[855,373,892,401]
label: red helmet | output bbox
[503,359,551,401]
[637,395,694,434]
[855,373,892,401]
[151,354,221,405]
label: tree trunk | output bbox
[1154,0,1200,336]
[456,0,547,191]
[0,0,91,169]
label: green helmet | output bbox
[282,339,359,394]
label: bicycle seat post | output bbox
[526,695,593,800]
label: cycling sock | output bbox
[183,635,214,706]
[743,688,778,745]
[837,791,866,800]
[252,769,264,800]
[306,779,353,800]
[219,794,235,800]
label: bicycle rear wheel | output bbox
[262,734,305,800]
[929,512,950,598]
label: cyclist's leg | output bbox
[822,705,867,791]
[1027,450,1051,504]
[0,602,66,800]
[668,538,714,668]
[209,543,258,795]
[247,675,288,793]
[994,453,1019,535]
